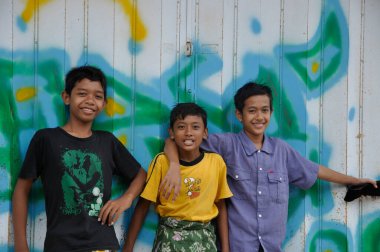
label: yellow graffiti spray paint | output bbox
[16,87,36,102]
[118,134,127,145]
[311,61,320,74]
[104,97,125,116]
[116,0,147,42]
[21,0,53,23]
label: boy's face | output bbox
[235,94,272,142]
[169,115,208,160]
[62,78,106,124]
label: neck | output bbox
[62,120,93,138]
[179,149,201,162]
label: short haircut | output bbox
[234,82,273,112]
[170,103,207,129]
[65,65,107,98]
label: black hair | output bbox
[64,65,107,98]
[234,82,273,112]
[170,103,207,128]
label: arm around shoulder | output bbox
[160,138,181,201]
[12,178,34,252]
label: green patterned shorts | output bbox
[153,217,217,252]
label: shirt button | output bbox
[258,214,262,218]
[258,236,262,240]
[258,150,261,153]
[235,175,239,179]
[258,191,262,195]
[259,168,263,171]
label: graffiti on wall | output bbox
[0,0,379,251]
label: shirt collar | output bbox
[238,130,273,155]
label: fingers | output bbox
[98,200,121,226]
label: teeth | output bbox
[82,108,94,113]
[184,140,193,145]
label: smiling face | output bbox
[169,115,208,162]
[235,94,272,147]
[62,78,106,125]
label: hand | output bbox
[98,196,133,226]
[159,162,181,201]
[352,178,378,188]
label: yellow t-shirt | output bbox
[141,152,232,222]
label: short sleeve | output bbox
[112,136,141,182]
[18,130,43,179]
[140,154,165,203]
[215,155,233,200]
[285,144,319,189]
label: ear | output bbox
[203,127,208,140]
[235,109,243,123]
[61,91,70,105]
[168,128,175,140]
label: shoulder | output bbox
[32,127,60,140]
[265,135,292,150]
[93,130,115,138]
[93,130,120,144]
[203,152,225,164]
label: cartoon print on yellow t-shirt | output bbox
[183,177,201,199]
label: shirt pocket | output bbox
[227,169,251,200]
[267,172,288,204]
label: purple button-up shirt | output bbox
[201,131,319,252]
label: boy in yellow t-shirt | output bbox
[123,103,232,252]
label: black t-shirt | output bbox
[19,127,141,252]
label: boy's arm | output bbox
[122,197,151,252]
[215,199,229,252]
[160,138,181,200]
[318,165,377,187]
[98,168,147,226]
[12,178,33,252]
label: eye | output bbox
[193,125,200,130]
[95,95,104,100]
[78,92,86,96]
[262,108,270,113]
[177,125,185,130]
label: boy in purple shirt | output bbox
[162,82,377,252]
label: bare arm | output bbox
[98,168,147,226]
[122,197,151,252]
[12,178,33,252]
[160,138,181,200]
[318,165,377,187]
[216,200,229,252]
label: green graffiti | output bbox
[285,13,342,90]
[256,66,306,141]
[309,229,348,252]
[362,218,380,252]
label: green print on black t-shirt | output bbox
[61,149,104,217]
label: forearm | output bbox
[216,200,229,252]
[12,179,33,252]
[121,168,147,204]
[318,165,367,185]
[164,138,180,165]
[160,138,181,200]
[122,198,150,252]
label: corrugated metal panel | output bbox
[0,0,379,251]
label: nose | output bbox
[85,94,96,104]
[185,126,192,136]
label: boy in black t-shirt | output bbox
[12,66,147,252]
